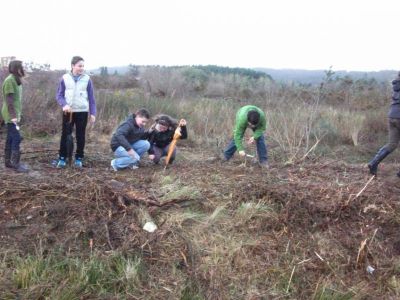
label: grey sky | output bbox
[2,0,398,71]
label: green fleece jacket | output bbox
[233,105,266,151]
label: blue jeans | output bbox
[224,135,268,163]
[112,140,150,170]
[6,123,22,152]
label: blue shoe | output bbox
[74,158,83,168]
[56,158,66,168]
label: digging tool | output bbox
[164,119,184,168]
[240,152,256,167]
[66,112,74,166]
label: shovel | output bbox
[240,153,255,168]
[66,112,74,166]
[164,121,183,169]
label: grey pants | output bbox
[152,144,176,164]
[383,118,400,152]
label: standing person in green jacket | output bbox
[1,60,29,172]
[223,105,268,167]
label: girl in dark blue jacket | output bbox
[147,115,187,164]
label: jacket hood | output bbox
[393,78,400,92]
[127,114,138,126]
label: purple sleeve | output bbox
[56,79,67,107]
[6,94,16,119]
[87,79,96,116]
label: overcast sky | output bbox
[2,0,398,71]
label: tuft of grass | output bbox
[159,174,175,185]
[13,255,47,289]
[319,107,366,146]
[6,252,145,299]
[160,184,201,202]
[165,210,205,228]
[205,205,227,224]
[387,275,400,296]
[314,285,355,300]
[180,279,204,300]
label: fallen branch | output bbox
[302,138,321,160]
[345,175,375,206]
[286,265,296,293]
[105,223,114,250]
[356,238,368,266]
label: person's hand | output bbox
[127,149,136,158]
[11,118,18,123]
[247,137,255,145]
[148,154,155,160]
[239,150,246,157]
[90,115,96,123]
[62,105,71,112]
[179,119,187,126]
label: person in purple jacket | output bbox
[54,56,96,168]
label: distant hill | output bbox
[92,65,270,80]
[90,65,398,84]
[91,66,131,75]
[255,68,398,84]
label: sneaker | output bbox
[56,158,66,168]
[130,164,139,170]
[110,160,118,171]
[74,158,83,168]
[259,161,269,169]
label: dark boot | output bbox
[4,148,12,168]
[10,151,29,173]
[368,148,390,175]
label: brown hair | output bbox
[135,108,151,119]
[154,114,178,128]
[71,56,84,72]
[8,60,25,85]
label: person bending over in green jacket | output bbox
[223,105,268,167]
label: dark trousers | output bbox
[382,118,400,153]
[5,123,21,151]
[152,144,176,164]
[59,112,88,159]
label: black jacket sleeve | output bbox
[145,130,156,154]
[114,122,133,151]
[180,126,188,139]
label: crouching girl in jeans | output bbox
[110,109,151,171]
